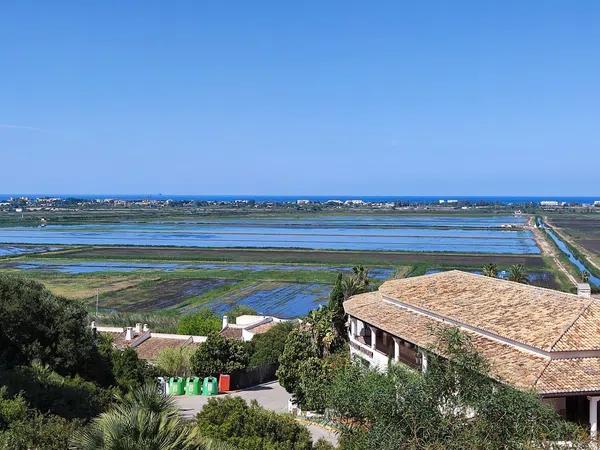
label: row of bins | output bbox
[168,376,224,396]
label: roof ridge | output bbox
[532,358,553,388]
[550,301,594,352]
[384,270,589,302]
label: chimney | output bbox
[222,315,229,330]
[143,323,149,332]
[135,323,142,333]
[577,283,592,298]
[125,326,133,341]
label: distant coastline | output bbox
[1,194,599,204]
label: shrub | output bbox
[194,396,312,450]
[190,333,250,377]
[111,347,159,392]
[156,346,195,377]
[0,364,112,420]
[177,309,222,336]
[0,274,97,376]
[249,321,295,367]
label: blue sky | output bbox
[1,1,599,196]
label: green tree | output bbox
[190,334,250,377]
[0,274,97,375]
[111,347,158,392]
[177,309,222,336]
[507,264,529,284]
[194,396,312,450]
[249,321,295,367]
[327,328,585,449]
[482,263,498,278]
[276,328,318,405]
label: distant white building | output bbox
[296,199,310,205]
[594,201,600,207]
[344,199,365,206]
[540,200,559,207]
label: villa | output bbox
[344,271,600,436]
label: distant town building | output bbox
[296,199,310,205]
[594,201,600,207]
[540,200,559,207]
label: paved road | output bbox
[175,381,338,446]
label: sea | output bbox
[1,194,599,204]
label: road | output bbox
[175,381,339,447]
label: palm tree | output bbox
[581,271,590,283]
[72,383,229,450]
[482,263,498,278]
[507,264,528,284]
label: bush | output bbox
[0,274,97,376]
[0,384,83,450]
[190,333,250,377]
[177,309,222,336]
[0,364,112,420]
[249,321,295,367]
[111,347,159,392]
[155,346,195,377]
[194,396,313,450]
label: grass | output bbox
[37,246,547,268]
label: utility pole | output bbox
[96,288,99,319]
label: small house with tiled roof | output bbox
[344,270,600,436]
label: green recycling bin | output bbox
[186,377,201,395]
[202,377,218,396]
[169,377,185,395]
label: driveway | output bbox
[175,381,338,446]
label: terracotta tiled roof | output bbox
[220,327,243,340]
[134,337,196,361]
[344,271,600,395]
[248,321,277,335]
[378,271,595,351]
[344,290,548,390]
[536,358,600,394]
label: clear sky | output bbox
[1,1,599,196]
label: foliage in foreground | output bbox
[72,383,225,450]
[327,328,587,449]
[0,385,84,450]
[0,273,97,375]
[195,396,313,450]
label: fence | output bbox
[229,362,278,390]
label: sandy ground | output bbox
[175,381,339,446]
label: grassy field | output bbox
[37,246,547,267]
[547,214,600,268]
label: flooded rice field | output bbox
[1,259,395,280]
[0,244,61,257]
[192,281,331,318]
[0,215,539,254]
[96,278,236,312]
